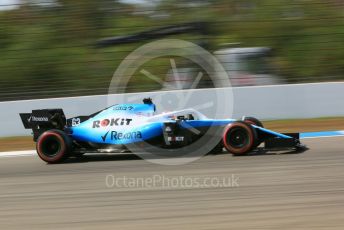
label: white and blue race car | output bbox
[20,98,305,163]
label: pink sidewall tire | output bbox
[223,121,258,155]
[36,130,72,163]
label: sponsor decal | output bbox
[71,118,81,127]
[101,131,142,142]
[93,118,132,128]
[111,131,142,140]
[28,116,49,122]
[167,136,184,142]
[101,131,110,142]
[135,112,152,117]
[113,106,134,111]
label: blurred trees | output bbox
[0,0,343,100]
[212,0,344,82]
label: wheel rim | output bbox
[227,127,249,149]
[41,136,62,157]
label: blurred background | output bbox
[0,0,343,101]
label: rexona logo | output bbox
[28,116,49,122]
[101,131,142,142]
[93,118,132,128]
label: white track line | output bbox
[302,134,344,139]
[0,150,36,158]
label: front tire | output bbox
[243,116,264,128]
[36,130,72,163]
[223,121,258,155]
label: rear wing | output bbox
[20,109,66,141]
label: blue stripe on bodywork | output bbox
[254,126,293,139]
[300,130,344,139]
[71,122,164,144]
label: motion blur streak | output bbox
[0,137,344,229]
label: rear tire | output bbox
[223,121,258,155]
[36,130,72,163]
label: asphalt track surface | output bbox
[1,137,344,229]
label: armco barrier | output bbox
[1,82,344,137]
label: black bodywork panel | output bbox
[20,109,66,141]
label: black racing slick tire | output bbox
[243,117,264,147]
[36,129,72,163]
[223,121,258,155]
[243,117,264,128]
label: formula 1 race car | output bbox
[20,98,306,163]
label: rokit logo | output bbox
[101,131,142,142]
[93,118,132,128]
[28,116,49,122]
